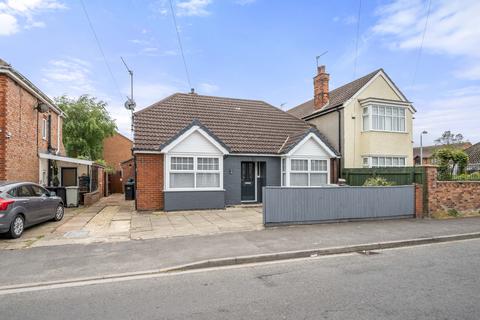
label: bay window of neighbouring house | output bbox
[362,105,406,132]
[168,155,222,190]
[282,157,329,187]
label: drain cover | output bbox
[357,250,380,255]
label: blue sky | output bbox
[1,0,479,146]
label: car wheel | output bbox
[9,215,24,239]
[53,204,64,221]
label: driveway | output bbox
[0,194,263,249]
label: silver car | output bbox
[0,182,64,238]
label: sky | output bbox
[0,0,479,146]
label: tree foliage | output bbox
[56,95,117,160]
[435,131,465,146]
[433,147,469,179]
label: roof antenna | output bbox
[316,51,328,68]
[121,57,136,134]
[280,102,287,111]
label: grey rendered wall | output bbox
[224,155,281,205]
[164,191,225,211]
[307,110,341,153]
[263,185,414,225]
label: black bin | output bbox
[46,187,67,205]
[124,179,135,201]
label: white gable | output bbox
[169,130,223,155]
[290,135,331,157]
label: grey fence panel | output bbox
[263,186,414,225]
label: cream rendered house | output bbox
[289,66,415,172]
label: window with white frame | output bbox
[281,158,286,186]
[362,156,406,168]
[362,105,406,132]
[169,156,221,189]
[289,158,328,187]
[42,118,47,140]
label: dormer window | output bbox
[362,105,406,133]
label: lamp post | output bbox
[420,131,428,165]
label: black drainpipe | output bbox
[47,114,52,153]
[337,109,342,180]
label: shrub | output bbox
[453,172,480,181]
[447,209,459,217]
[363,177,395,186]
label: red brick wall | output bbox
[121,158,134,182]
[424,166,480,215]
[1,76,65,183]
[103,133,133,171]
[135,153,164,210]
[0,75,7,180]
[415,184,423,218]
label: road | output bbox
[1,239,480,319]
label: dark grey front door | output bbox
[241,162,255,201]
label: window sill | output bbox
[361,130,408,134]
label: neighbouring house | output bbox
[133,92,339,211]
[465,142,480,173]
[0,58,104,205]
[120,158,134,183]
[413,142,472,165]
[288,66,416,173]
[102,132,133,193]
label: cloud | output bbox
[176,0,212,17]
[42,58,95,96]
[413,87,480,145]
[0,0,66,35]
[198,82,219,94]
[372,0,480,79]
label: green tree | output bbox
[55,95,117,160]
[433,147,469,179]
[435,131,465,146]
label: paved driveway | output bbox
[0,194,263,249]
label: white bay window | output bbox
[362,104,406,133]
[362,156,406,168]
[168,156,222,190]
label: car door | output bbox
[14,185,41,225]
[29,184,57,220]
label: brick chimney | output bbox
[313,65,329,109]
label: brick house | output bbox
[0,59,103,205]
[133,92,339,211]
[465,142,480,173]
[413,143,472,165]
[102,132,133,193]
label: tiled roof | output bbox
[133,93,338,155]
[466,142,480,164]
[413,143,472,159]
[288,69,381,119]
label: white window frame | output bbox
[42,118,47,140]
[362,104,406,133]
[362,156,407,168]
[165,154,223,191]
[282,156,330,187]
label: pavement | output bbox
[2,238,480,319]
[1,215,480,287]
[0,194,263,249]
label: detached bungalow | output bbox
[133,92,339,211]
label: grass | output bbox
[432,208,480,219]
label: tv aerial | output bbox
[121,57,136,132]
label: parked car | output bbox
[0,182,64,239]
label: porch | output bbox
[38,153,105,207]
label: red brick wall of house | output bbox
[2,76,65,182]
[0,75,7,181]
[102,133,133,171]
[135,153,164,210]
[121,158,134,182]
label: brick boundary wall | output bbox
[416,165,480,217]
[135,153,164,211]
[0,75,7,180]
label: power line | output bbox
[79,0,123,99]
[412,0,432,85]
[353,0,362,78]
[168,0,193,91]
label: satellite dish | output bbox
[37,103,49,113]
[124,98,136,111]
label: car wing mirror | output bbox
[49,191,56,197]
